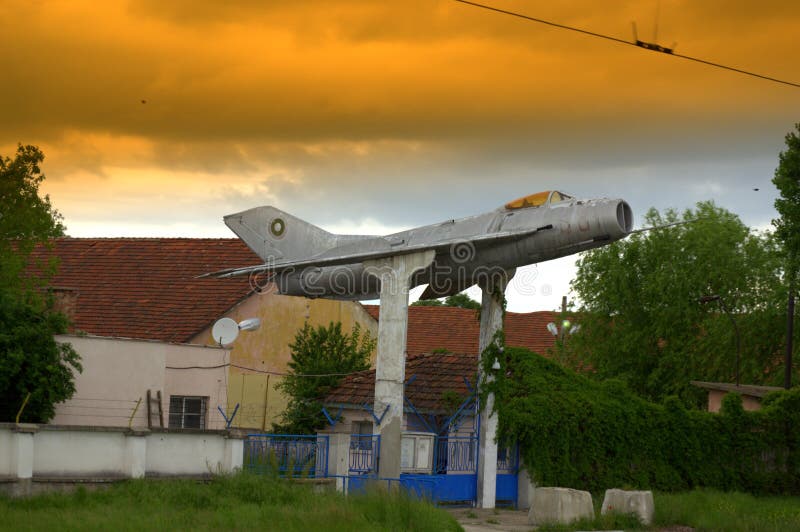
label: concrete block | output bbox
[528,487,594,525]
[601,488,655,526]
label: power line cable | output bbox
[452,0,800,89]
[165,362,368,378]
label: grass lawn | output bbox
[0,474,463,531]
[654,489,800,531]
[537,488,800,531]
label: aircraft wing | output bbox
[199,224,555,279]
[625,219,701,235]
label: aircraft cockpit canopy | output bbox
[504,190,573,210]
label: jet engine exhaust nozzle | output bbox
[617,200,633,234]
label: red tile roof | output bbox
[364,305,559,357]
[326,352,477,412]
[28,238,261,343]
[327,306,563,412]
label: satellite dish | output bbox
[238,318,261,332]
[212,317,239,346]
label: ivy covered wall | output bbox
[480,340,800,494]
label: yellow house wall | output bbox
[190,286,378,430]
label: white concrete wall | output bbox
[0,429,12,476]
[0,424,243,481]
[34,429,128,477]
[145,432,228,475]
[52,335,226,430]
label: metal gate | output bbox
[398,437,518,507]
[496,444,519,507]
[429,435,479,506]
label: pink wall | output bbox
[52,335,228,430]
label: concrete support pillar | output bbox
[11,424,37,479]
[123,430,147,478]
[477,269,513,509]
[365,250,435,479]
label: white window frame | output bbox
[168,395,208,429]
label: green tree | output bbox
[0,291,82,422]
[412,292,480,309]
[274,322,375,434]
[570,201,788,405]
[410,298,443,307]
[1,145,65,291]
[0,145,80,422]
[772,123,800,388]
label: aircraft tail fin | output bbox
[224,206,336,262]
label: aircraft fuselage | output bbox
[262,193,632,300]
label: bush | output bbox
[481,337,800,494]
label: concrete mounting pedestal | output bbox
[365,250,435,480]
[529,487,595,525]
[476,269,513,509]
[601,488,655,525]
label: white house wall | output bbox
[52,335,227,430]
[164,344,229,430]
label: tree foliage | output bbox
[1,145,65,291]
[274,322,375,434]
[411,292,480,309]
[569,201,791,405]
[0,145,80,422]
[772,123,800,277]
[0,292,82,422]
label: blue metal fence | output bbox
[427,436,479,506]
[496,444,519,473]
[244,432,517,508]
[434,436,478,474]
[346,475,439,499]
[245,434,329,478]
[349,434,380,475]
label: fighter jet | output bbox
[205,190,633,300]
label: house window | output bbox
[352,420,372,436]
[169,396,207,429]
[352,420,373,450]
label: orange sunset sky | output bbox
[1,1,798,310]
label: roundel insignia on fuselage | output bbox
[269,217,286,238]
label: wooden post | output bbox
[146,390,152,429]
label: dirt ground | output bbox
[446,508,696,532]
[447,507,533,532]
